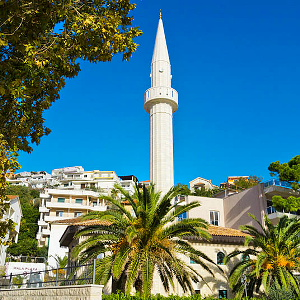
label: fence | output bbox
[0,259,98,290]
[6,255,46,263]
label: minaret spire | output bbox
[144,17,178,195]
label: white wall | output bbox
[187,195,225,226]
[47,224,69,268]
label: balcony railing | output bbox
[264,179,291,189]
[266,206,298,216]
[266,206,276,215]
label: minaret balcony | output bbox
[144,86,178,113]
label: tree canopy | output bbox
[0,0,142,152]
[233,175,263,190]
[0,135,20,245]
[268,155,300,190]
[72,184,217,296]
[272,195,300,213]
[0,0,141,244]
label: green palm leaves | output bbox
[225,214,300,299]
[72,184,215,296]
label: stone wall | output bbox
[0,284,103,300]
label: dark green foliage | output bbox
[268,155,300,190]
[267,282,297,300]
[176,183,224,198]
[272,195,300,213]
[233,175,263,190]
[193,187,224,197]
[102,292,259,300]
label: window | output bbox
[210,211,219,226]
[219,290,227,299]
[84,175,87,178]
[75,199,83,204]
[217,252,225,265]
[178,211,187,221]
[74,212,82,217]
[57,198,65,203]
[242,253,250,261]
[190,258,197,264]
[56,211,63,217]
[93,201,98,206]
[195,290,201,294]
[63,183,68,187]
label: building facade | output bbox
[0,195,22,265]
[37,189,107,267]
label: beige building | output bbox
[37,189,106,268]
[189,177,218,193]
[59,218,249,298]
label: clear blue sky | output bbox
[18,0,300,186]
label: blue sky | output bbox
[18,0,300,186]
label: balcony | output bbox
[266,206,299,225]
[41,228,50,235]
[264,179,299,198]
[144,87,178,113]
[40,193,51,199]
[38,220,47,226]
[264,179,292,189]
[39,206,49,213]
[44,216,69,222]
[89,205,107,212]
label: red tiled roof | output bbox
[7,195,18,200]
[208,225,248,237]
[52,217,111,226]
[55,217,247,238]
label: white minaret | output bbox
[144,15,178,195]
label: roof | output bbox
[52,217,111,226]
[7,195,18,200]
[56,217,247,238]
[208,225,248,238]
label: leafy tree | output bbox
[233,175,263,190]
[225,215,300,299]
[72,184,217,297]
[0,0,142,153]
[268,155,300,190]
[272,195,300,213]
[0,0,141,245]
[52,254,68,268]
[0,135,20,245]
[193,187,224,197]
[176,183,224,198]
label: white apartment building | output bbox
[37,188,107,268]
[189,177,218,193]
[52,166,137,195]
[7,171,59,189]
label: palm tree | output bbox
[72,183,217,297]
[224,214,300,299]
